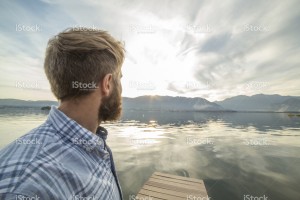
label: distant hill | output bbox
[271,98,300,112]
[1,94,300,112]
[0,96,226,111]
[123,96,226,111]
[0,99,58,107]
[215,94,300,112]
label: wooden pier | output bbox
[137,172,208,200]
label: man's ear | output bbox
[100,73,113,97]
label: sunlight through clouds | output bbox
[0,0,299,101]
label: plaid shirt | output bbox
[0,106,122,200]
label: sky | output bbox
[0,0,299,102]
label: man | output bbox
[0,28,125,200]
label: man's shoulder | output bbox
[0,122,62,192]
[0,122,59,162]
[0,121,119,200]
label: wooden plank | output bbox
[142,185,201,198]
[151,175,203,186]
[154,172,204,184]
[145,181,205,195]
[147,178,201,191]
[137,172,208,199]
[136,193,163,200]
[139,189,185,200]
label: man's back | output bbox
[0,106,122,200]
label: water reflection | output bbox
[0,108,299,200]
[111,111,300,200]
[122,110,300,131]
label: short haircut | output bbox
[44,28,125,100]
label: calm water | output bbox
[0,107,300,200]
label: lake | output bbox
[0,107,299,200]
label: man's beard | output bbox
[98,86,122,122]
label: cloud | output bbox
[0,0,299,101]
[176,0,300,100]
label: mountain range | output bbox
[122,96,226,111]
[0,94,299,112]
[215,94,300,112]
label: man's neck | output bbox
[58,97,100,134]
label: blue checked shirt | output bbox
[0,106,123,200]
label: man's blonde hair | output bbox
[44,28,125,100]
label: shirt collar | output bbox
[46,106,107,151]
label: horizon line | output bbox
[0,93,298,102]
